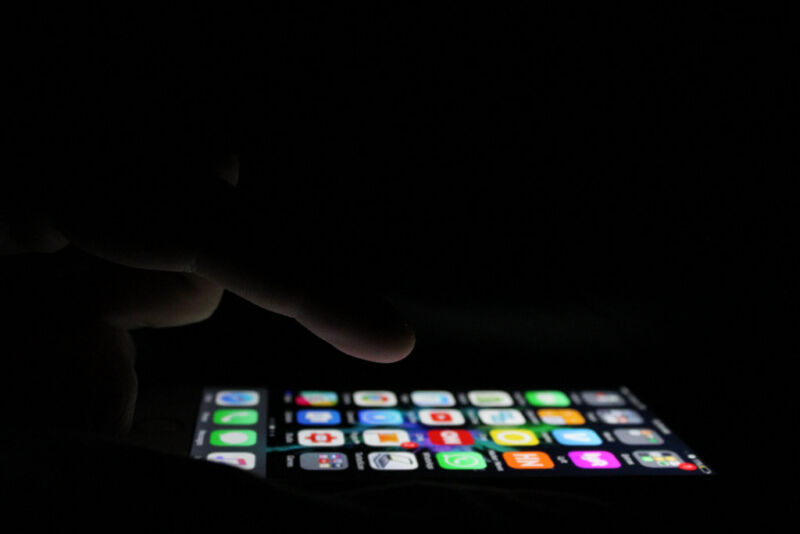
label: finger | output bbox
[193,249,416,363]
[69,321,138,435]
[48,159,415,362]
[47,151,241,272]
[79,265,225,329]
[8,316,138,435]
[0,215,70,255]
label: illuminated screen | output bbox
[190,386,712,478]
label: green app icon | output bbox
[436,452,487,470]
[209,430,257,447]
[214,409,258,425]
[525,390,571,407]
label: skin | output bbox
[2,153,415,434]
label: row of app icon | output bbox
[257,426,664,448]
[206,404,644,428]
[207,427,662,448]
[200,427,663,448]
[206,448,694,472]
[292,390,626,408]
[206,408,647,428]
[294,449,697,471]
[289,407,644,426]
[214,390,627,410]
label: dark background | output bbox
[3,4,790,526]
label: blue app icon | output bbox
[358,409,403,425]
[297,410,341,425]
[215,390,259,406]
[552,428,603,446]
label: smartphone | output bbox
[189,385,713,480]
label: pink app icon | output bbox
[568,450,621,469]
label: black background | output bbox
[2,4,791,527]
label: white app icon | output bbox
[368,452,419,470]
[363,429,411,447]
[411,391,456,407]
[206,452,256,470]
[353,391,398,407]
[298,429,345,447]
[418,409,465,426]
[468,390,514,407]
[215,390,259,406]
[478,409,526,426]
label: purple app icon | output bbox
[568,450,621,469]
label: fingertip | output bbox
[294,294,416,364]
[0,218,70,255]
[342,322,416,364]
[373,322,416,363]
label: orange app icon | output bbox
[503,452,554,469]
[537,409,585,425]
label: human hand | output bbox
[2,149,415,434]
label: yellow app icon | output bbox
[490,429,539,446]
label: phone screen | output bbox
[190,386,712,478]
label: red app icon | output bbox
[309,432,336,443]
[427,430,475,445]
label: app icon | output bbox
[209,430,257,447]
[633,450,684,468]
[353,391,398,407]
[503,451,554,469]
[478,409,526,426]
[300,452,348,470]
[418,409,465,426]
[568,450,621,469]
[537,409,585,425]
[411,391,456,407]
[552,428,602,446]
[297,429,345,447]
[490,429,539,446]
[215,390,259,406]
[613,428,664,445]
[580,390,625,406]
[596,409,643,425]
[363,429,411,446]
[295,391,338,407]
[358,409,404,425]
[368,452,419,470]
[297,409,341,425]
[427,429,475,445]
[213,409,258,425]
[525,390,571,407]
[467,390,514,407]
[206,452,256,470]
[437,452,487,470]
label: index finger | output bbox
[52,173,415,363]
